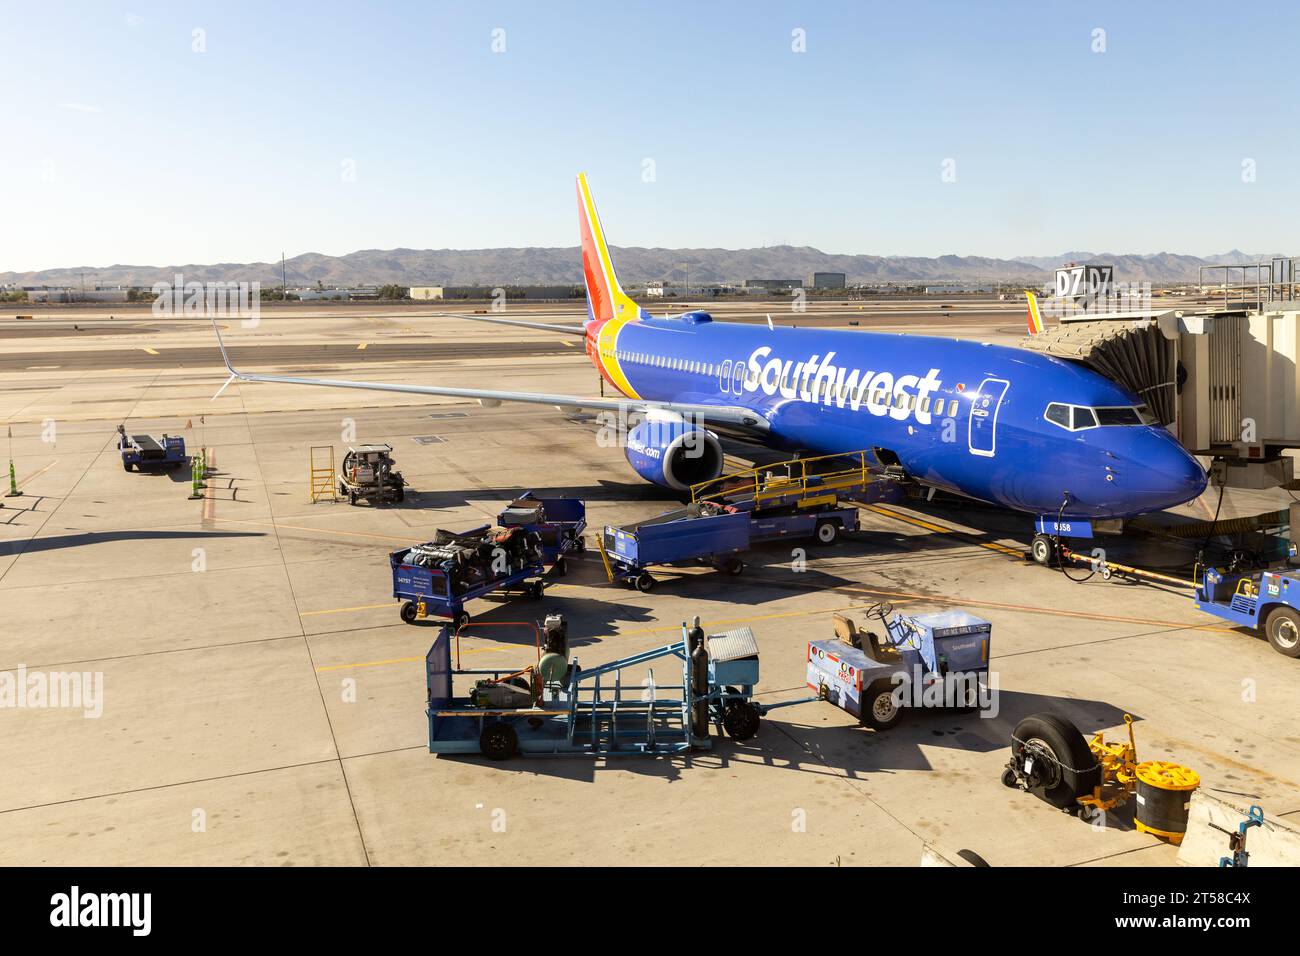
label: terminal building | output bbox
[809,272,847,290]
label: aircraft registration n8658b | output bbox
[211,174,1207,532]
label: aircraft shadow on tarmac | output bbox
[0,528,264,557]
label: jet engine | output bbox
[624,412,724,492]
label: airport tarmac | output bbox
[1,301,1297,866]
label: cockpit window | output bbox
[1094,407,1141,426]
[1044,402,1155,432]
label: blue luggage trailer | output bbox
[117,424,185,472]
[1194,566,1300,658]
[425,619,792,758]
[603,510,752,592]
[496,492,587,573]
[806,604,992,730]
[392,525,546,629]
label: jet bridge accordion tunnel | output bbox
[1022,295,1300,495]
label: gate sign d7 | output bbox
[1054,265,1113,300]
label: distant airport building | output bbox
[809,272,846,290]
[409,286,445,300]
[24,288,129,303]
[743,278,801,291]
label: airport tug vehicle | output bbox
[809,603,991,730]
[337,444,406,506]
[1194,566,1300,658]
[1001,713,1200,843]
[117,424,186,471]
[425,615,797,759]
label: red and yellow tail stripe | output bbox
[577,172,644,398]
[1025,290,1045,335]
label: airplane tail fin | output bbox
[576,173,645,326]
[1025,290,1045,335]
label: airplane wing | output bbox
[209,318,771,437]
[431,312,588,335]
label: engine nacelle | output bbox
[624,414,724,492]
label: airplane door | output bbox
[967,378,1009,458]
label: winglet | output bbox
[210,316,237,374]
[1025,290,1045,335]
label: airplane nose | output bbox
[1125,430,1207,511]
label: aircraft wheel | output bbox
[1030,533,1055,566]
[1009,713,1100,809]
[1264,606,1300,657]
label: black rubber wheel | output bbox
[572,536,586,553]
[454,611,471,630]
[527,581,543,600]
[861,682,905,731]
[1030,533,1055,566]
[1000,767,1018,788]
[395,485,405,502]
[1009,712,1100,809]
[399,601,418,624]
[955,849,991,867]
[123,461,133,472]
[479,723,518,761]
[1263,606,1300,658]
[723,556,744,576]
[338,482,347,498]
[348,492,358,506]
[722,701,761,741]
[815,520,839,545]
[553,555,567,577]
[634,573,655,593]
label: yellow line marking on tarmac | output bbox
[302,600,400,617]
[17,462,56,485]
[315,646,505,672]
[357,343,368,350]
[864,503,1025,557]
[562,340,576,347]
[210,515,412,543]
[140,347,159,355]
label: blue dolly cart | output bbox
[498,492,586,576]
[602,509,752,592]
[393,492,586,628]
[806,603,992,729]
[1195,566,1300,657]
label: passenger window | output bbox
[1072,407,1097,429]
[948,399,959,418]
[920,397,930,413]
[1045,403,1071,429]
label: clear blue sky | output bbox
[3,0,1297,271]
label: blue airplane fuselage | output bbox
[597,311,1206,520]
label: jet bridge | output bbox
[1021,257,1300,492]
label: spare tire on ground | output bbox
[1010,712,1100,809]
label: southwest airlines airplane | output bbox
[211,174,1206,540]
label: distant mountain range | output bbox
[1,246,1280,289]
